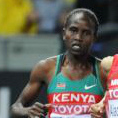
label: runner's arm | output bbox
[11,60,49,117]
[90,56,113,117]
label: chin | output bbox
[71,50,88,57]
[71,50,82,56]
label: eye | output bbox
[83,30,91,36]
[70,27,78,33]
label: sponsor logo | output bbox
[111,79,118,86]
[52,104,90,114]
[109,89,118,99]
[108,72,118,88]
[48,92,102,115]
[84,84,96,90]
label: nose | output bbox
[75,32,83,41]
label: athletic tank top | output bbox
[47,54,104,118]
[105,54,118,118]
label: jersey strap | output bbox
[55,53,65,76]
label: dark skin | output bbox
[11,12,107,118]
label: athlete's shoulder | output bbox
[35,55,58,72]
[101,56,113,71]
[30,55,58,82]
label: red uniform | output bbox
[105,55,118,118]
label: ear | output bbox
[63,28,66,41]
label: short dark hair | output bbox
[64,8,99,36]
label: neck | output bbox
[65,51,90,67]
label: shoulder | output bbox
[37,56,57,69]
[30,55,58,83]
[99,56,113,90]
[101,56,113,71]
[33,55,57,75]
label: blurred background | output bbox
[0,0,118,117]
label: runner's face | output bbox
[63,13,95,56]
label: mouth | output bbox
[72,44,81,51]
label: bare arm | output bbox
[11,58,55,117]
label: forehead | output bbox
[69,13,94,29]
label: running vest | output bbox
[47,54,104,118]
[105,54,118,118]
